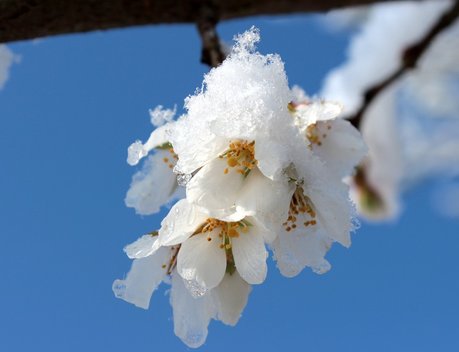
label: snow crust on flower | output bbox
[0,45,14,89]
[170,27,301,178]
[149,105,176,127]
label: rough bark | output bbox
[1,0,417,43]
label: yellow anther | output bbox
[228,228,239,238]
[227,157,238,167]
[284,186,317,231]
[221,140,257,175]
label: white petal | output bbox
[158,199,208,246]
[186,157,245,219]
[127,123,173,166]
[254,138,291,180]
[236,168,294,241]
[112,246,170,309]
[125,151,178,215]
[170,272,216,348]
[123,234,161,259]
[311,119,367,178]
[272,228,332,278]
[295,152,353,247]
[171,117,229,175]
[308,185,352,247]
[212,272,251,326]
[294,100,343,126]
[177,229,226,290]
[232,224,268,284]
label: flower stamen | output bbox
[306,123,332,148]
[219,140,258,176]
[161,146,179,169]
[283,186,317,231]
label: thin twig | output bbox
[196,5,226,68]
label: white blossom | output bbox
[125,114,184,215]
[290,86,367,180]
[113,233,251,348]
[115,27,367,347]
[158,199,271,291]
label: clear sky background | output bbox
[1,14,458,352]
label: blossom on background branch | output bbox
[347,0,459,129]
[322,0,459,219]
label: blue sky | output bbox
[0,14,458,352]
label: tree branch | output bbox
[1,0,418,43]
[348,0,459,129]
[196,4,226,68]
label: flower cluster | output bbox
[113,27,367,348]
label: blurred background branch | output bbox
[348,0,459,129]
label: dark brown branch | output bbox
[196,5,226,68]
[1,0,419,43]
[348,0,459,129]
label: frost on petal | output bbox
[212,272,251,326]
[158,199,208,246]
[177,228,226,290]
[231,223,268,285]
[170,272,216,348]
[124,234,160,259]
[0,45,14,90]
[272,228,332,278]
[112,246,170,309]
[125,151,178,215]
[186,157,245,218]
